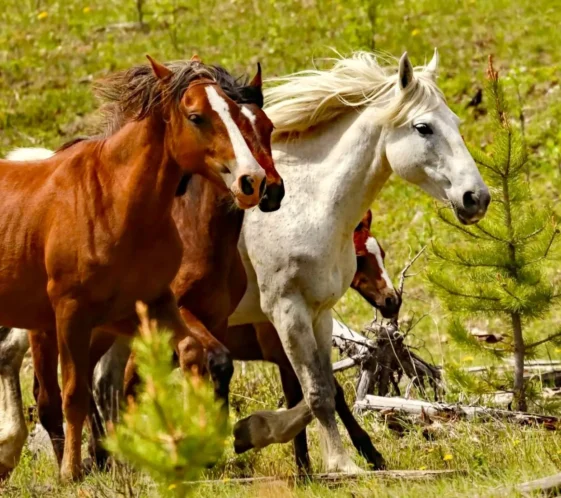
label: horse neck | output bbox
[174,176,244,252]
[101,116,182,228]
[276,106,392,235]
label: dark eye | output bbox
[188,114,203,125]
[414,123,433,135]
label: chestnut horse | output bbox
[0,56,269,481]
[13,60,282,475]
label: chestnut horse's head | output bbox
[352,210,401,319]
[212,62,284,212]
[146,56,268,209]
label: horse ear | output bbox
[425,48,439,80]
[190,54,202,63]
[146,55,172,80]
[398,52,414,90]
[249,62,262,88]
[363,209,373,230]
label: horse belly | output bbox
[0,273,53,329]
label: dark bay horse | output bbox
[0,56,270,481]
[98,209,399,472]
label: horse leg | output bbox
[0,327,30,479]
[29,329,65,464]
[93,337,131,425]
[253,322,311,473]
[178,308,233,409]
[235,298,358,472]
[84,331,118,472]
[53,299,92,482]
[332,378,385,469]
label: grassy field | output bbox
[1,0,561,496]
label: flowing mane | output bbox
[95,61,262,136]
[264,52,444,138]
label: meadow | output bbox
[1,0,561,496]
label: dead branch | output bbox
[355,395,560,428]
[398,245,428,296]
[187,469,463,486]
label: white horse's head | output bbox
[383,51,490,224]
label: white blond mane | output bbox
[264,52,444,138]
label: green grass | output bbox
[1,0,561,496]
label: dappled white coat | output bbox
[229,50,489,472]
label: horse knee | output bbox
[177,337,206,375]
[308,389,335,421]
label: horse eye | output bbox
[188,114,203,125]
[414,123,433,135]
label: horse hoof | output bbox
[233,417,255,454]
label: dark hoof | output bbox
[361,443,386,470]
[233,417,255,454]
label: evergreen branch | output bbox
[430,279,501,301]
[518,225,546,242]
[472,223,510,243]
[437,209,484,239]
[525,329,561,350]
[431,250,509,269]
[500,284,523,304]
[524,229,559,264]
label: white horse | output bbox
[228,50,490,472]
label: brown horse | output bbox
[0,56,270,481]
[101,209,399,472]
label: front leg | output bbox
[54,298,93,482]
[148,292,233,409]
[234,294,359,473]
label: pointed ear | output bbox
[398,52,414,90]
[190,54,202,63]
[146,54,172,80]
[363,209,373,230]
[249,62,262,88]
[425,48,439,80]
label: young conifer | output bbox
[104,303,228,497]
[428,57,560,411]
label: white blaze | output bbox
[241,106,257,125]
[204,86,262,175]
[365,237,394,289]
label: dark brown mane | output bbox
[94,61,264,137]
[94,61,214,136]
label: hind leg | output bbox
[29,329,65,464]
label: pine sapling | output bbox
[428,56,560,411]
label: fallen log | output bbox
[355,395,560,428]
[491,472,561,497]
[189,469,463,486]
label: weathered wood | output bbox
[332,320,442,400]
[189,469,462,486]
[514,472,561,495]
[356,395,560,427]
[491,472,561,496]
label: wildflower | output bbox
[37,11,48,19]
[419,466,427,470]
[411,29,420,36]
[463,356,474,362]
[83,6,91,13]
[443,454,453,461]
[168,484,176,490]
